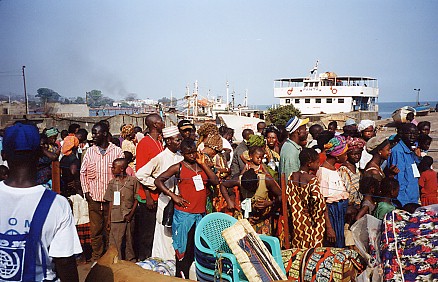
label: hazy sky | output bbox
[1,0,437,105]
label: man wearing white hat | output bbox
[135,126,183,260]
[280,116,309,179]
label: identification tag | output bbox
[412,163,420,178]
[114,191,121,205]
[192,175,204,191]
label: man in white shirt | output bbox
[135,126,183,260]
[0,123,82,282]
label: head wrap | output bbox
[197,123,218,138]
[325,135,348,157]
[121,124,134,139]
[197,123,219,146]
[358,120,375,132]
[346,137,366,151]
[45,127,59,138]
[162,126,180,138]
[248,135,265,148]
[203,134,223,151]
[345,119,357,126]
[366,136,389,153]
[285,116,309,133]
[3,123,40,152]
[61,135,79,156]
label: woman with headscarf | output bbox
[358,120,376,170]
[363,136,394,182]
[264,125,281,178]
[121,124,137,170]
[200,133,228,214]
[317,135,349,248]
[60,135,81,197]
[36,129,60,186]
[339,137,366,208]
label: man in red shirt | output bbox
[135,113,165,260]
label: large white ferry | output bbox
[273,61,379,116]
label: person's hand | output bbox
[145,195,156,210]
[389,164,400,175]
[196,152,205,165]
[226,201,235,211]
[171,194,190,209]
[253,199,272,210]
[414,147,421,157]
[124,214,133,223]
[326,227,336,243]
[84,192,92,202]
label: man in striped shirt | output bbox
[80,121,124,261]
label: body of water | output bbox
[89,101,438,119]
[378,101,438,119]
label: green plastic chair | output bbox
[194,212,286,282]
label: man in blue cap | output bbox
[0,122,82,282]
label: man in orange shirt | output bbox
[135,113,165,260]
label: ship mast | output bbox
[226,81,229,111]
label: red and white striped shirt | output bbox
[80,143,124,202]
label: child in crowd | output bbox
[418,156,438,206]
[417,134,432,157]
[0,165,9,181]
[123,151,135,176]
[104,158,140,261]
[288,148,326,248]
[355,177,379,221]
[374,178,400,220]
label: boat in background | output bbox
[273,61,379,116]
[392,106,415,123]
[414,104,430,116]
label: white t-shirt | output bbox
[0,182,82,281]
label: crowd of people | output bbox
[0,112,435,281]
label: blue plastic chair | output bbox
[194,212,286,282]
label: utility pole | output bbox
[22,66,28,115]
[414,88,420,106]
[226,81,229,111]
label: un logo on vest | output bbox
[0,248,24,281]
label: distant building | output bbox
[113,99,157,108]
[45,102,90,117]
[0,101,26,115]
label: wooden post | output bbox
[51,161,60,194]
[281,173,290,249]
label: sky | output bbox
[0,0,437,106]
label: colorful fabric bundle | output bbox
[61,135,79,156]
[45,127,59,137]
[121,124,134,139]
[248,134,265,148]
[380,206,438,281]
[136,257,176,276]
[282,247,364,282]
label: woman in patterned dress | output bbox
[287,148,326,248]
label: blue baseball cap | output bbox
[3,123,40,153]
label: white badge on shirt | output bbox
[412,163,420,178]
[114,191,121,205]
[192,175,204,191]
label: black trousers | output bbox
[176,224,196,279]
[134,202,157,260]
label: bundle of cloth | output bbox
[281,247,364,282]
[380,205,438,281]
